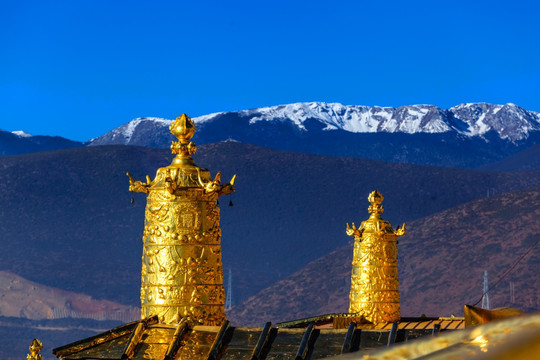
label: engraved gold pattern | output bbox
[128,114,235,325]
[346,190,406,324]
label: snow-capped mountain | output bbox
[88,117,172,146]
[11,130,33,138]
[195,102,540,140]
[88,102,540,168]
[90,102,540,146]
[195,103,453,135]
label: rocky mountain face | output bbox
[0,129,83,156]
[228,188,540,326]
[88,102,540,168]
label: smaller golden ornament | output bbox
[346,190,406,323]
[27,338,43,360]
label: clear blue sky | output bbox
[1,0,539,141]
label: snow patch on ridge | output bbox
[12,130,32,137]
[114,117,170,143]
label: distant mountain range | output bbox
[0,128,82,156]
[87,102,540,168]
[90,102,540,143]
[4,102,540,168]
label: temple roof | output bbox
[52,314,465,360]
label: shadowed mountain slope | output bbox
[480,143,540,171]
[2,143,540,308]
[227,188,540,325]
[0,129,83,155]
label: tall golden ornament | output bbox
[127,114,235,325]
[346,190,406,324]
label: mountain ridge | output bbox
[85,102,540,169]
[0,129,83,156]
[5,102,540,169]
[90,102,540,145]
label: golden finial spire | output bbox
[346,191,406,323]
[368,190,384,217]
[127,114,235,326]
[27,339,42,360]
[170,114,197,161]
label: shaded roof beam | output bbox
[207,320,230,360]
[121,315,158,360]
[250,322,273,360]
[164,318,189,360]
[295,322,314,360]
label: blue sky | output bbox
[1,0,539,141]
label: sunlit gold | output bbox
[128,114,235,325]
[27,338,43,360]
[464,304,524,327]
[346,190,405,323]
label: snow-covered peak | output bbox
[104,117,171,144]
[89,102,540,146]
[87,117,173,146]
[218,101,540,140]
[450,103,540,140]
[123,117,170,141]
[208,102,453,135]
[12,130,32,138]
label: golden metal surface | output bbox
[346,191,405,324]
[173,328,218,360]
[128,114,235,326]
[331,311,540,360]
[464,304,524,327]
[27,339,42,360]
[52,322,139,358]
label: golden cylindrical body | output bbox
[140,167,225,325]
[347,191,405,324]
[129,114,235,326]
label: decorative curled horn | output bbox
[126,172,135,184]
[214,171,222,184]
[346,222,357,236]
[395,222,406,236]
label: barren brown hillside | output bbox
[228,188,540,326]
[0,271,137,321]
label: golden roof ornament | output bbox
[346,190,406,324]
[127,113,235,326]
[170,113,197,160]
[27,338,42,360]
